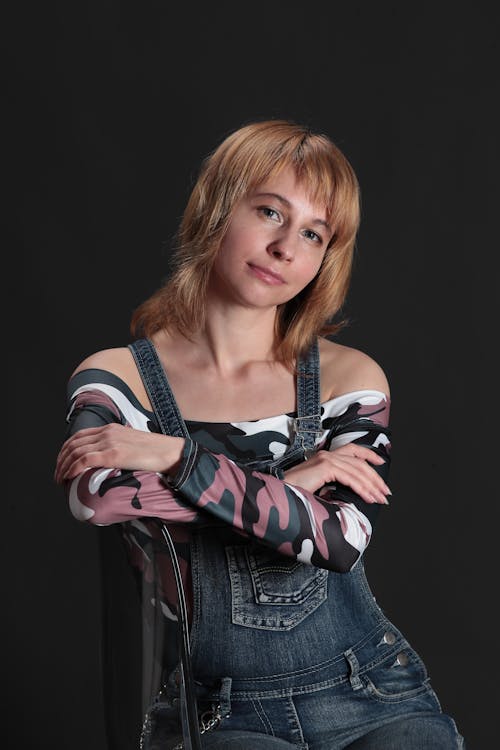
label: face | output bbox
[209,166,333,310]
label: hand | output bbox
[54,424,185,484]
[283,443,390,504]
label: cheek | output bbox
[213,234,236,268]
[216,225,246,264]
[211,251,231,281]
[298,256,324,285]
[211,239,245,283]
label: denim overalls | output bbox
[129,338,465,750]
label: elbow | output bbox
[71,502,115,526]
[67,474,115,526]
[332,561,354,574]
[330,552,361,574]
[324,538,369,574]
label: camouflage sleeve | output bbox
[165,396,391,573]
[63,369,391,573]
[63,373,201,526]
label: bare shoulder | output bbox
[319,337,390,400]
[70,347,151,409]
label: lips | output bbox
[247,263,285,285]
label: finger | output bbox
[329,456,390,504]
[68,426,110,437]
[55,436,105,482]
[342,444,386,465]
[55,426,116,480]
[63,426,112,448]
[337,445,390,484]
[62,452,102,480]
[60,426,110,453]
[56,429,105,466]
[332,451,390,486]
[348,458,391,497]
[59,445,116,481]
[313,449,387,500]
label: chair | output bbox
[98,521,202,749]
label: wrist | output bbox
[163,436,186,476]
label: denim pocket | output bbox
[225,542,328,631]
[361,644,434,703]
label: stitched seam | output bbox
[288,696,306,745]
[174,440,198,489]
[222,623,388,683]
[229,676,348,700]
[251,698,274,734]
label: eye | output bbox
[258,206,281,222]
[302,228,323,244]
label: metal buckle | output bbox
[292,414,322,433]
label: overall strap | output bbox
[127,337,202,750]
[128,337,189,439]
[294,337,322,456]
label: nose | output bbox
[267,233,295,262]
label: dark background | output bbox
[5,2,497,748]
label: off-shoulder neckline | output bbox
[68,367,389,426]
[187,389,390,426]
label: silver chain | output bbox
[170,704,222,750]
[199,705,222,734]
[141,703,222,750]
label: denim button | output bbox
[396,651,409,666]
[383,630,396,645]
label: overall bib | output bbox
[129,338,465,750]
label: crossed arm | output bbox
[55,382,391,573]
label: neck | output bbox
[198,298,280,375]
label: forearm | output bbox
[66,466,200,525]
[165,439,373,573]
[62,386,199,526]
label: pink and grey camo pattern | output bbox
[64,367,391,620]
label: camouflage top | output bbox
[64,367,391,622]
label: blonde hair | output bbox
[131,119,361,365]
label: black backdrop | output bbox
[5,2,497,748]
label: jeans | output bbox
[145,531,466,749]
[201,714,463,748]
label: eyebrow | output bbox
[253,192,332,233]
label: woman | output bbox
[55,120,465,749]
